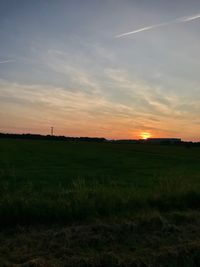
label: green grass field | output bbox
[1,139,200,266]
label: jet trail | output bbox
[115,13,200,38]
[179,14,200,22]
[0,59,15,64]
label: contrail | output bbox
[0,59,15,64]
[115,13,200,38]
[179,14,200,22]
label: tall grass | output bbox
[1,166,200,226]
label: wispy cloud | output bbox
[0,59,15,64]
[115,13,200,38]
[0,79,140,138]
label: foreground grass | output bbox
[0,139,200,266]
[0,139,200,225]
[1,211,200,266]
[1,173,200,226]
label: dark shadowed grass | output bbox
[1,139,200,266]
[1,210,200,266]
[0,168,200,226]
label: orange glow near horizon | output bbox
[140,132,152,140]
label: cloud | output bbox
[115,13,200,38]
[0,80,142,138]
[0,59,15,64]
[104,68,179,117]
[0,78,181,139]
[1,64,199,140]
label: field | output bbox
[0,139,200,266]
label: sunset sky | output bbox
[1,0,200,141]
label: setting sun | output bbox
[140,132,152,140]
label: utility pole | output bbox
[51,127,54,136]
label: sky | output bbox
[0,0,200,141]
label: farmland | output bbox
[0,138,200,266]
